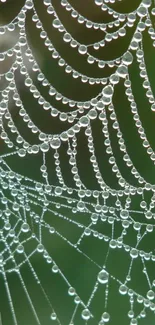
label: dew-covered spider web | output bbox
[1,0,155,324]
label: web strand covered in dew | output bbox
[1,0,155,324]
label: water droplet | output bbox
[68,287,76,296]
[147,290,155,300]
[102,85,114,98]
[17,244,24,254]
[88,109,97,119]
[117,65,128,78]
[122,51,133,65]
[77,201,85,211]
[19,36,27,46]
[142,0,151,7]
[130,248,138,259]
[110,74,119,85]
[50,312,57,320]
[109,239,117,249]
[21,223,30,232]
[40,143,49,152]
[120,209,129,219]
[78,45,87,55]
[98,269,109,284]
[74,295,80,304]
[137,6,147,17]
[102,312,110,322]
[4,222,11,231]
[5,72,14,81]
[53,19,61,29]
[25,0,33,9]
[63,33,71,43]
[52,264,59,273]
[37,244,44,253]
[81,309,91,320]
[119,284,128,295]
[130,319,138,325]
[50,137,61,149]
[79,116,89,127]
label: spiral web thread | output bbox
[1,0,155,324]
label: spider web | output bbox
[0,0,155,324]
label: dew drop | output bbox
[102,312,110,322]
[116,65,128,78]
[122,51,133,65]
[102,85,114,98]
[37,244,44,253]
[50,137,61,149]
[147,290,155,300]
[68,287,76,296]
[52,264,59,273]
[40,143,49,152]
[81,309,91,320]
[63,33,71,43]
[50,312,57,320]
[21,222,30,232]
[120,209,129,219]
[97,269,109,284]
[17,244,24,254]
[130,248,138,259]
[119,284,128,295]
[53,19,61,28]
[130,319,138,325]
[78,45,87,55]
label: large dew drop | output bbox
[50,137,61,149]
[102,85,114,98]
[122,51,133,65]
[116,65,128,78]
[79,116,89,127]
